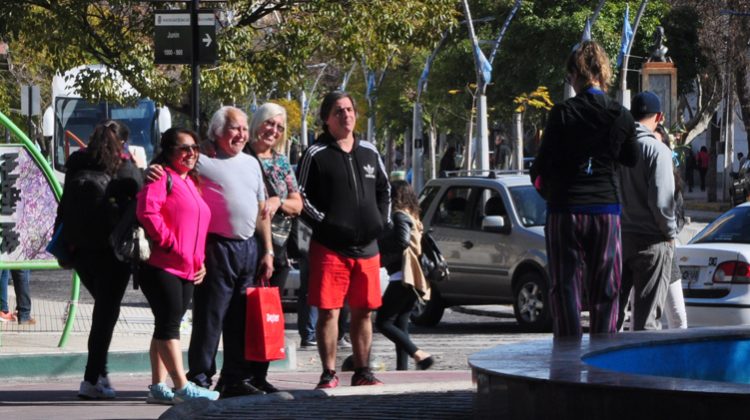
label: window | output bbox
[432,186,472,228]
[470,188,505,230]
[419,186,440,220]
[510,186,547,227]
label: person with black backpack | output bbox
[55,120,144,400]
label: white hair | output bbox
[249,102,287,148]
[207,106,247,142]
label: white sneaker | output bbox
[78,375,116,399]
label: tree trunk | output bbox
[404,127,412,175]
[384,128,394,175]
[735,53,750,157]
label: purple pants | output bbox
[546,212,622,337]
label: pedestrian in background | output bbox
[0,270,34,324]
[618,92,676,331]
[530,40,638,337]
[136,127,218,404]
[56,120,143,399]
[298,90,391,388]
[696,145,709,191]
[245,102,302,392]
[654,124,688,329]
[438,146,457,177]
[376,181,434,371]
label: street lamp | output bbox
[300,63,327,149]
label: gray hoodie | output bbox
[619,122,677,239]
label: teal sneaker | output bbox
[146,383,175,405]
[173,381,219,403]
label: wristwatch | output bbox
[266,250,275,257]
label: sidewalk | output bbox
[0,291,478,420]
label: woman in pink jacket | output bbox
[136,127,217,404]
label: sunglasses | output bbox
[175,144,200,153]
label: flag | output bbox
[617,5,634,68]
[581,18,592,42]
[473,44,493,86]
[571,18,592,52]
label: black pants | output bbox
[375,281,419,370]
[699,168,708,191]
[139,264,194,340]
[74,248,131,384]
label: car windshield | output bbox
[509,185,546,227]
[690,206,750,244]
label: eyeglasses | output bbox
[175,144,200,153]
[263,120,285,132]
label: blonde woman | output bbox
[244,102,303,393]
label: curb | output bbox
[0,345,297,380]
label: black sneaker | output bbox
[300,339,317,348]
[250,378,280,393]
[315,369,339,389]
[219,379,266,398]
[350,368,383,386]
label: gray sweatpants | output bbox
[619,233,674,331]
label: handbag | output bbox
[420,231,450,283]
[46,224,74,268]
[270,213,293,248]
[245,282,286,362]
[109,201,152,263]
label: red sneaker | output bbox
[351,368,383,386]
[0,311,16,322]
[315,369,339,389]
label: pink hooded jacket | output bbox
[136,167,211,280]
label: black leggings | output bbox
[375,281,419,371]
[74,249,131,384]
[139,264,194,340]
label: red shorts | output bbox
[307,240,382,310]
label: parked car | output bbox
[728,159,750,207]
[676,202,750,326]
[414,172,551,330]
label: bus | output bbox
[41,65,171,180]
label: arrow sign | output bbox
[196,11,217,64]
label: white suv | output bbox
[414,172,551,330]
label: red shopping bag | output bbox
[245,285,286,361]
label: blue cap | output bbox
[631,91,661,120]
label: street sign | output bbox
[196,11,217,64]
[19,85,41,116]
[154,10,217,65]
[154,11,192,64]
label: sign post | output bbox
[154,4,218,131]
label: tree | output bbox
[0,0,457,130]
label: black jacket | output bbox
[298,132,391,258]
[55,150,144,249]
[378,211,412,274]
[531,90,638,207]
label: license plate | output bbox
[681,266,701,287]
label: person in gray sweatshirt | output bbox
[618,91,677,331]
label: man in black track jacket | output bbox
[297,90,390,389]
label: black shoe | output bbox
[416,356,434,371]
[300,339,317,348]
[250,378,280,394]
[219,379,267,398]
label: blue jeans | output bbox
[0,270,31,320]
[296,256,318,342]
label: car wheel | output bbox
[410,288,445,327]
[513,272,552,331]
